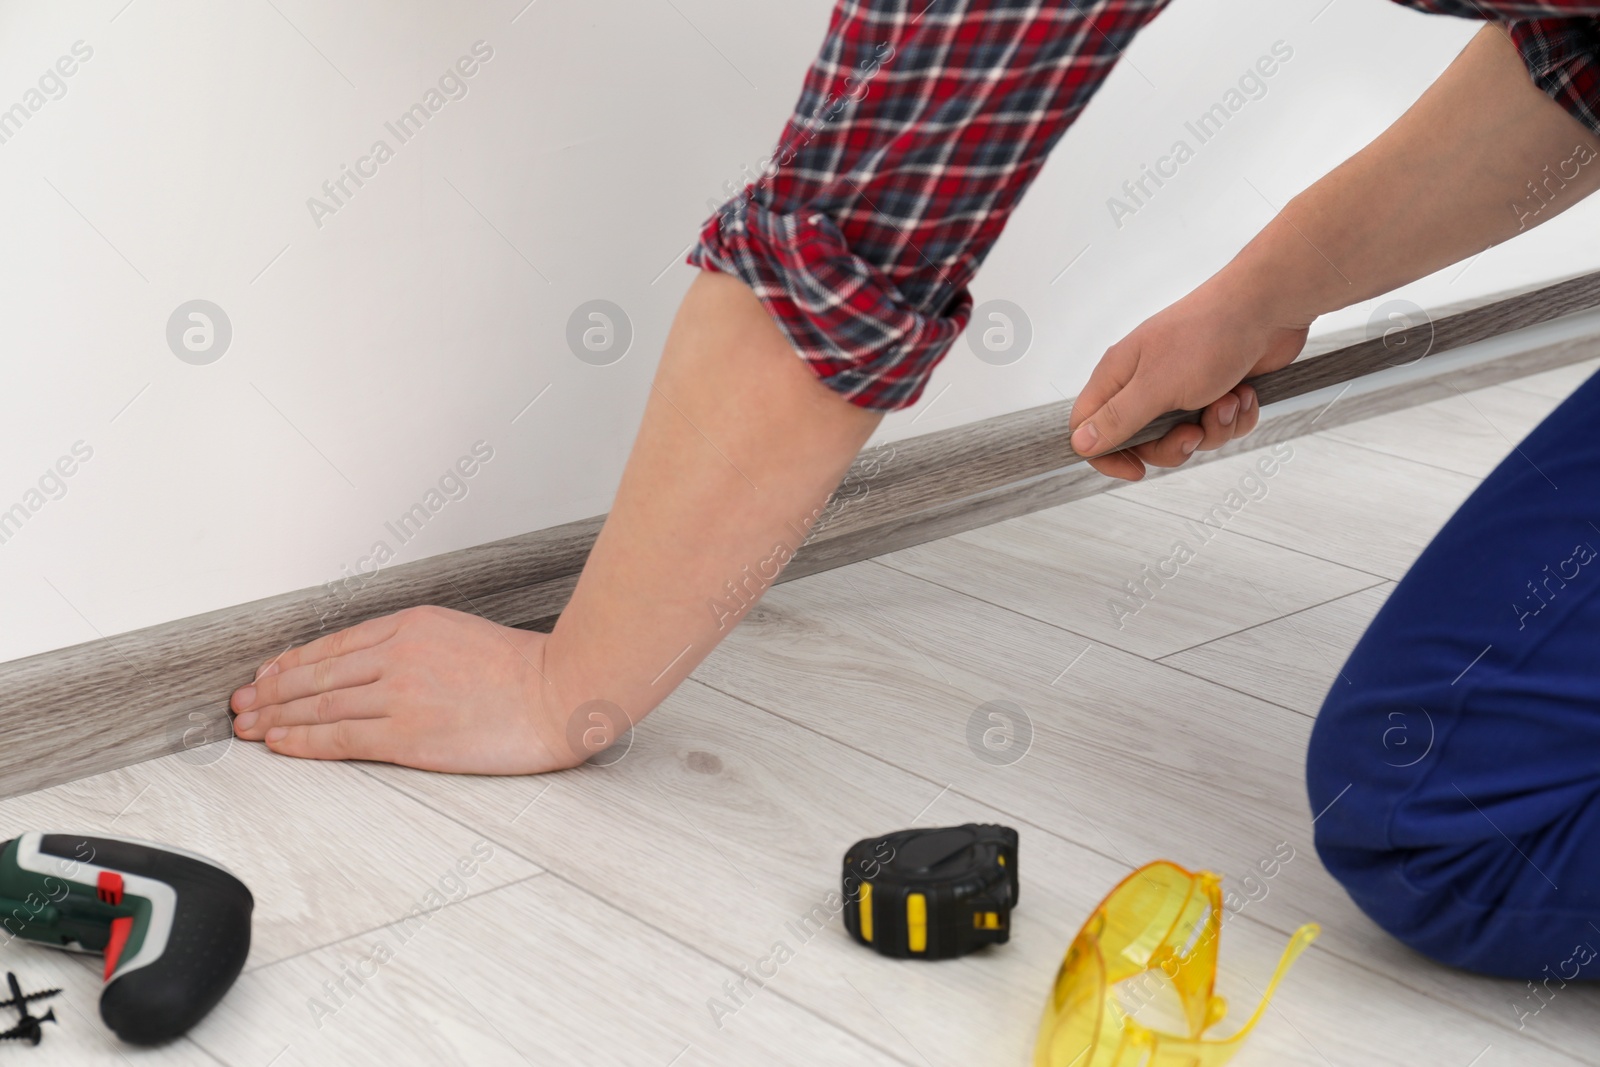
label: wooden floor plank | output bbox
[877,494,1381,660]
[1321,383,1562,478]
[1162,584,1394,715]
[1109,436,1480,580]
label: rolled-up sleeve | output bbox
[1390,2,1600,134]
[1509,13,1600,134]
[687,0,1174,412]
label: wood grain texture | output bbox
[4,277,1599,799]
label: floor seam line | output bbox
[1142,662,1318,721]
[1312,432,1495,480]
[1108,494,1402,583]
[238,870,550,978]
[1155,578,1392,661]
[864,557,1136,669]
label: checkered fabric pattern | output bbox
[687,0,1600,413]
[1395,2,1600,135]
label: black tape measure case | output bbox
[842,824,1018,960]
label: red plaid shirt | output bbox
[687,0,1600,412]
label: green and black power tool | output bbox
[0,833,253,1045]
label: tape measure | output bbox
[842,823,1018,960]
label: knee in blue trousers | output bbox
[1306,366,1600,990]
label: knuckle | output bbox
[253,676,279,707]
[313,656,337,693]
[314,689,339,725]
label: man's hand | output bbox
[230,606,593,774]
[1069,24,1600,485]
[1068,277,1309,481]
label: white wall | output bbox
[2,0,1596,664]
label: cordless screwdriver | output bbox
[0,832,253,1045]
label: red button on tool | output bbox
[103,916,134,980]
[96,872,124,906]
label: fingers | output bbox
[1198,384,1258,446]
[1236,384,1260,436]
[1125,423,1204,470]
[235,648,383,715]
[1088,450,1147,481]
[252,612,403,681]
[263,718,397,763]
[1123,384,1263,471]
[233,681,388,740]
[1198,391,1240,450]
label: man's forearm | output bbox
[1222,26,1600,324]
[541,270,882,729]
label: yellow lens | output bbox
[1163,873,1222,1037]
[1035,936,1109,1067]
[1038,864,1202,1067]
[1096,863,1201,982]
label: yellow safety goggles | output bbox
[1034,860,1319,1067]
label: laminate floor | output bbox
[5,362,1598,1066]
